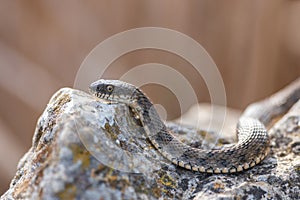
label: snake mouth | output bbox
[95,92,111,100]
[95,93,113,102]
[89,88,113,102]
[89,90,132,105]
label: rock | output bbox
[1,88,299,200]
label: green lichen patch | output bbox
[158,171,177,189]
[69,144,91,168]
[57,184,77,199]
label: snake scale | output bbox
[89,78,300,173]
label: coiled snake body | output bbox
[89,79,300,173]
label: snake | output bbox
[89,78,300,173]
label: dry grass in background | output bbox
[0,0,299,194]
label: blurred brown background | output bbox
[0,0,300,194]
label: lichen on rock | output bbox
[1,88,299,200]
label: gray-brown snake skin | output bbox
[89,78,300,173]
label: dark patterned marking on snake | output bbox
[89,78,300,173]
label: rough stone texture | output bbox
[1,88,299,200]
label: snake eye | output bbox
[106,85,114,92]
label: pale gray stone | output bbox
[1,88,299,200]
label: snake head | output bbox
[89,79,137,104]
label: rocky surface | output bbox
[1,88,299,200]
